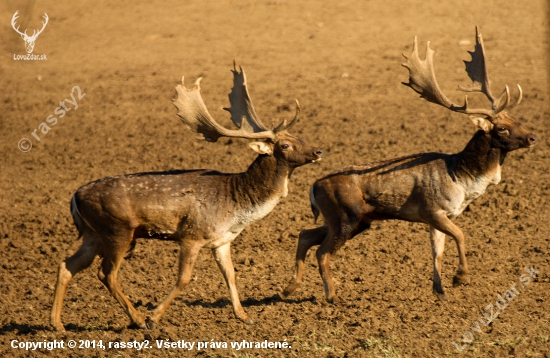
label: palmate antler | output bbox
[173,63,299,142]
[402,26,522,120]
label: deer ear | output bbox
[248,141,273,155]
[469,116,494,133]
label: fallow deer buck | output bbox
[282,27,537,303]
[51,64,323,331]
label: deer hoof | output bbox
[236,315,254,325]
[145,317,157,329]
[432,289,447,301]
[453,275,470,286]
[238,314,254,325]
[52,323,65,332]
[128,322,148,330]
[279,289,292,300]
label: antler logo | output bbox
[11,11,49,54]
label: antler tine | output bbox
[273,99,300,132]
[492,85,510,114]
[494,84,523,114]
[402,35,494,118]
[223,61,270,133]
[493,86,508,110]
[173,76,275,143]
[506,84,523,111]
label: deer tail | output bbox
[70,194,85,239]
[309,184,321,223]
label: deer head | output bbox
[11,11,49,54]
[402,26,537,151]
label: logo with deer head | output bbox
[11,11,49,54]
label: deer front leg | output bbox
[147,240,202,328]
[429,227,447,300]
[426,213,469,290]
[281,225,328,298]
[212,242,253,324]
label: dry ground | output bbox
[1,0,549,357]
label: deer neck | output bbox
[453,130,507,184]
[232,154,292,205]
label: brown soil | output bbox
[1,0,549,357]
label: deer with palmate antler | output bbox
[51,63,323,331]
[281,27,537,303]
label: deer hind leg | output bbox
[281,225,328,298]
[147,240,202,328]
[316,214,371,303]
[211,242,253,324]
[426,213,469,291]
[51,230,101,332]
[97,231,146,329]
[316,222,360,303]
[429,227,447,300]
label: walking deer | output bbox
[282,27,537,303]
[51,64,323,331]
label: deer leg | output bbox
[316,225,352,303]
[51,232,101,332]
[426,214,469,288]
[429,227,447,300]
[211,242,253,324]
[98,233,146,329]
[147,240,202,328]
[316,238,339,303]
[281,225,328,298]
[316,213,369,303]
